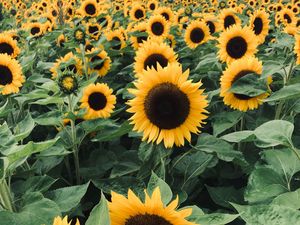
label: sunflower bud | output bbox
[58,73,78,95]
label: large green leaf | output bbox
[85,192,110,225]
[14,114,35,142]
[212,111,243,136]
[272,188,300,210]
[193,213,239,225]
[0,123,16,151]
[265,83,300,102]
[221,130,255,143]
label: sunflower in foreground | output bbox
[249,9,270,44]
[51,216,80,225]
[295,34,300,65]
[0,54,25,95]
[185,20,210,49]
[109,187,197,225]
[217,25,258,64]
[80,83,116,120]
[127,63,208,148]
[220,57,271,112]
[134,40,178,76]
[0,33,20,58]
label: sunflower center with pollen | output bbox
[190,28,205,43]
[134,9,144,19]
[0,65,13,85]
[151,22,164,35]
[143,54,169,70]
[88,92,107,110]
[91,55,104,70]
[144,82,190,130]
[206,21,215,34]
[253,17,263,35]
[224,15,236,29]
[231,70,256,100]
[0,43,14,55]
[31,27,40,35]
[85,4,96,15]
[112,37,122,50]
[125,214,173,225]
[226,36,247,59]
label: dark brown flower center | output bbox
[190,27,205,43]
[31,27,41,35]
[0,43,14,55]
[224,15,236,29]
[91,55,104,70]
[89,25,99,34]
[125,214,173,225]
[151,21,164,35]
[283,13,292,23]
[206,21,216,34]
[134,9,144,19]
[88,92,107,110]
[98,17,108,27]
[85,3,96,15]
[144,83,190,130]
[150,3,155,10]
[226,36,247,59]
[143,54,169,70]
[161,12,170,21]
[253,17,263,35]
[112,37,122,50]
[0,65,13,85]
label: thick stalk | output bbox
[0,179,15,212]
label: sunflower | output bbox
[130,22,149,49]
[51,216,80,225]
[147,0,158,11]
[24,22,45,37]
[249,9,270,44]
[105,30,126,51]
[88,48,111,77]
[219,9,241,30]
[295,34,300,65]
[109,187,197,225]
[50,52,83,79]
[86,22,101,40]
[0,33,20,58]
[217,25,258,64]
[280,8,296,25]
[147,14,169,39]
[204,15,220,35]
[58,73,78,95]
[130,3,146,21]
[127,63,208,148]
[156,6,174,23]
[220,57,271,112]
[0,54,25,95]
[80,83,116,120]
[79,0,99,17]
[97,15,112,30]
[73,27,86,43]
[134,40,178,76]
[184,20,210,49]
[57,34,67,47]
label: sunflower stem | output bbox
[80,44,89,79]
[0,179,15,212]
[238,115,244,151]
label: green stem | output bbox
[238,116,244,151]
[80,44,89,79]
[0,179,15,212]
[291,145,300,162]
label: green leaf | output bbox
[261,61,283,78]
[80,118,116,134]
[265,83,300,102]
[254,120,294,147]
[272,188,300,209]
[232,203,300,225]
[14,114,35,142]
[0,123,16,151]
[193,213,239,225]
[30,96,64,105]
[0,100,11,118]
[221,130,255,143]
[212,111,243,136]
[45,182,89,213]
[85,192,110,225]
[229,73,268,97]
[147,172,173,205]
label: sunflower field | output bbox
[0,0,300,224]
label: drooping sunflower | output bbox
[249,9,270,45]
[109,187,197,225]
[130,3,146,21]
[0,33,20,58]
[295,34,300,65]
[0,54,25,95]
[184,20,210,49]
[217,25,258,64]
[127,63,208,148]
[219,9,241,30]
[88,48,112,77]
[51,216,80,225]
[134,40,178,76]
[147,14,169,39]
[220,57,271,112]
[79,0,99,17]
[80,83,116,120]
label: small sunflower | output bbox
[220,57,271,112]
[97,15,112,30]
[79,0,99,17]
[156,6,174,23]
[51,216,80,225]
[280,8,296,25]
[204,15,220,35]
[295,34,300,65]
[58,73,78,95]
[184,20,210,49]
[24,22,45,37]
[130,22,148,49]
[128,63,208,148]
[147,14,170,39]
[0,54,25,95]
[105,30,126,51]
[109,187,197,225]
[73,27,86,43]
[86,22,101,40]
[219,9,241,30]
[57,34,67,47]
[217,25,258,64]
[134,40,178,76]
[88,48,112,77]
[0,33,20,58]
[80,83,116,120]
[147,0,158,11]
[249,9,270,45]
[130,3,146,21]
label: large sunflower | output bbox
[0,33,20,58]
[134,40,178,76]
[219,9,241,30]
[184,20,210,49]
[295,34,300,65]
[51,216,80,225]
[249,9,270,45]
[217,25,258,64]
[80,83,116,120]
[220,57,271,112]
[127,63,208,148]
[88,48,112,77]
[147,14,169,39]
[0,54,25,95]
[109,187,197,225]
